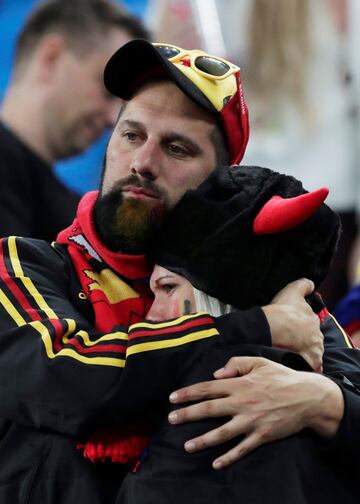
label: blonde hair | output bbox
[193,287,234,317]
[245,0,311,113]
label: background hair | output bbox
[245,0,310,113]
[14,0,150,70]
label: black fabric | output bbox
[0,201,358,503]
[150,165,341,309]
[0,239,358,503]
[0,237,272,503]
[104,39,217,115]
[118,314,360,504]
[0,420,127,504]
[119,432,358,504]
[0,121,80,241]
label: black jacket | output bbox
[0,121,80,241]
[0,236,359,503]
[0,236,278,503]
[119,313,360,504]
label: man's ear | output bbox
[36,34,66,82]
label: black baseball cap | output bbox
[104,39,250,164]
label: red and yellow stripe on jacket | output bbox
[0,192,220,369]
[0,233,220,461]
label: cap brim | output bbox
[104,39,217,115]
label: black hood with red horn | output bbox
[149,165,341,309]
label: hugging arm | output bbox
[2,237,345,465]
[168,280,360,468]
[220,279,324,371]
[0,237,274,436]
[263,279,324,371]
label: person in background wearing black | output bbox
[0,0,149,241]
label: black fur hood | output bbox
[149,165,341,309]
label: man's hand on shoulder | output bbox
[263,278,324,371]
[168,357,344,469]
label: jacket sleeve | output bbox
[320,312,360,466]
[215,308,272,347]
[0,236,271,436]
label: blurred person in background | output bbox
[217,0,357,311]
[335,281,360,347]
[0,0,149,241]
[333,0,360,349]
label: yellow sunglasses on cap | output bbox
[153,43,239,81]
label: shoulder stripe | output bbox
[329,313,353,348]
[128,314,214,341]
[30,320,126,367]
[0,238,128,366]
[8,237,58,319]
[0,239,42,322]
[129,312,211,330]
[62,319,128,346]
[126,328,219,357]
[8,236,24,276]
[0,288,26,326]
[0,265,41,323]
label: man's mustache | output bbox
[116,174,167,200]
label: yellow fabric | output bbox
[176,63,237,111]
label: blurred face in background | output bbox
[43,28,132,159]
[147,265,196,321]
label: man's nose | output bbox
[130,139,161,181]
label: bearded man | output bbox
[0,39,357,504]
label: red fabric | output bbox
[344,319,360,336]
[253,188,329,235]
[57,191,153,280]
[317,307,330,324]
[220,69,250,165]
[77,424,150,470]
[0,239,42,322]
[57,192,153,464]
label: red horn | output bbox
[253,187,329,235]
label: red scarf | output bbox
[57,191,154,468]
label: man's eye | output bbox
[168,144,187,156]
[124,131,138,141]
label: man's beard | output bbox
[94,175,170,254]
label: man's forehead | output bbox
[124,80,217,123]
